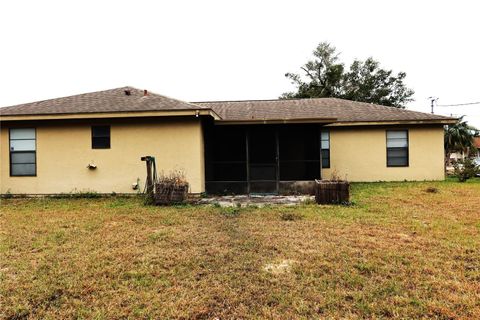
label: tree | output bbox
[281,42,344,99]
[281,42,415,108]
[444,116,479,165]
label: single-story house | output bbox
[0,87,456,195]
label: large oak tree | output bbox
[281,42,415,108]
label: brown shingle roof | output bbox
[194,98,456,123]
[0,86,456,124]
[474,137,480,149]
[0,86,208,116]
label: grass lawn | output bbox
[1,180,480,319]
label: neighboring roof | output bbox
[474,137,480,149]
[194,98,457,124]
[0,86,209,116]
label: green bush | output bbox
[453,158,480,182]
[221,206,241,217]
[51,190,101,199]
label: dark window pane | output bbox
[92,126,110,149]
[387,148,408,158]
[321,149,330,168]
[92,137,110,149]
[11,163,35,176]
[280,161,320,180]
[11,152,36,164]
[387,146,408,167]
[387,156,408,166]
[92,126,110,137]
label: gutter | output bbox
[324,119,458,127]
[0,109,221,122]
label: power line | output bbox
[437,101,480,107]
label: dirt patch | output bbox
[263,259,295,274]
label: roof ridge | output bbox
[192,97,340,104]
[1,86,209,111]
[195,97,455,119]
[1,86,134,109]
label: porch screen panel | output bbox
[279,126,320,180]
[205,126,247,194]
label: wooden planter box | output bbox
[315,180,350,204]
[154,182,188,205]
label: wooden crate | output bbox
[315,180,350,204]
[154,182,188,205]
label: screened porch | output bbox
[204,123,330,195]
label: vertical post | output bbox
[319,126,323,180]
[141,156,154,204]
[275,128,280,194]
[246,128,250,195]
[146,159,153,196]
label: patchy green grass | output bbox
[1,179,480,319]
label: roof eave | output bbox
[0,109,221,122]
[325,119,458,127]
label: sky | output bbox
[1,0,479,127]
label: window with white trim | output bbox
[10,128,36,176]
[386,130,409,167]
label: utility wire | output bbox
[437,101,480,107]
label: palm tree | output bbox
[444,116,478,165]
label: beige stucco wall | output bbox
[0,118,205,194]
[321,125,445,181]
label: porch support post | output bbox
[319,125,323,180]
[275,128,280,194]
[246,128,250,194]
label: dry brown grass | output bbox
[1,179,480,319]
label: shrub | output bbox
[453,158,480,182]
[153,170,189,205]
[50,190,101,199]
[221,206,241,217]
[341,200,356,206]
[157,169,188,186]
[301,197,316,205]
